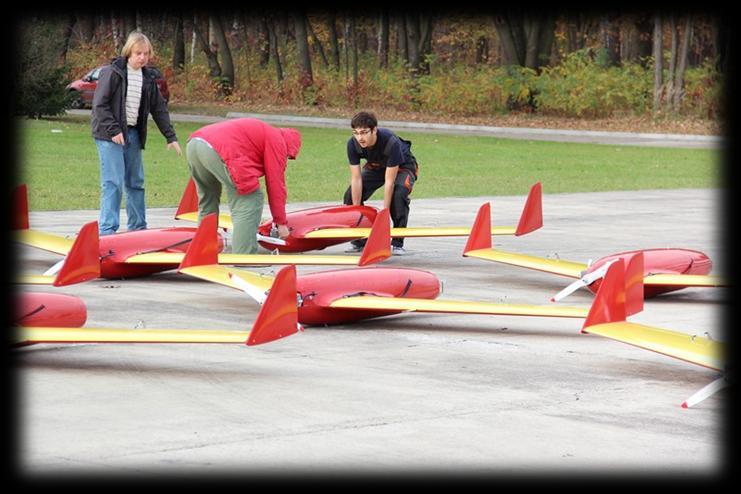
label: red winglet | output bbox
[12,184,29,231]
[246,265,301,346]
[358,208,392,266]
[53,221,101,286]
[514,182,543,236]
[581,259,627,333]
[624,252,645,317]
[463,202,492,254]
[175,178,199,218]
[178,213,219,270]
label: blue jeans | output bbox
[95,127,146,235]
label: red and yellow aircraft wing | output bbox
[462,201,727,291]
[15,265,300,347]
[328,295,589,318]
[176,179,543,240]
[16,220,101,286]
[580,257,726,407]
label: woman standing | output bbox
[91,31,181,236]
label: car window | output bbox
[90,67,102,81]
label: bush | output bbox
[14,18,74,118]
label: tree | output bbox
[172,13,186,73]
[652,13,663,114]
[378,9,390,68]
[293,11,314,97]
[210,14,235,95]
[492,13,555,70]
[15,17,73,118]
[668,14,693,113]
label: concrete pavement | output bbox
[15,188,727,477]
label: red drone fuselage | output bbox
[294,267,441,325]
[19,292,87,329]
[585,248,713,297]
[257,204,377,253]
[98,227,225,279]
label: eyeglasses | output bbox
[352,129,372,137]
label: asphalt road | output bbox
[14,187,727,479]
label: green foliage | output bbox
[534,50,653,117]
[14,18,75,119]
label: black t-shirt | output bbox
[347,128,416,173]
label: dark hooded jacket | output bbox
[91,56,177,149]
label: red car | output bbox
[66,66,170,109]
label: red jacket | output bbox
[190,118,301,225]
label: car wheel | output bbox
[68,91,84,109]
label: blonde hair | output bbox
[121,31,154,59]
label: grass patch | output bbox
[17,116,721,211]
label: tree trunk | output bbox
[672,15,693,112]
[405,13,421,72]
[396,13,408,65]
[111,12,122,53]
[378,9,390,68]
[211,14,234,95]
[60,13,76,64]
[475,36,489,64]
[77,13,95,43]
[493,14,524,66]
[267,16,283,83]
[172,13,186,73]
[258,16,271,68]
[306,15,329,69]
[326,12,341,71]
[665,14,678,112]
[652,14,663,114]
[599,14,621,66]
[192,14,222,78]
[418,14,433,74]
[294,11,314,90]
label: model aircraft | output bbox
[16,219,101,329]
[580,255,725,408]
[14,264,300,348]
[174,178,544,253]
[12,184,390,281]
[462,202,727,301]
[176,209,641,327]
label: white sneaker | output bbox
[344,243,365,253]
[392,246,407,256]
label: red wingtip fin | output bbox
[514,182,543,236]
[463,202,492,254]
[53,221,101,286]
[358,208,391,266]
[12,184,29,231]
[178,213,219,270]
[247,265,301,346]
[624,252,645,317]
[175,178,199,218]
[581,258,627,333]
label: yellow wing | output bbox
[644,273,728,287]
[15,229,74,255]
[304,226,518,239]
[17,274,58,285]
[329,295,589,318]
[125,252,365,266]
[15,326,250,345]
[175,211,234,230]
[584,321,724,371]
[464,248,587,278]
[179,264,275,294]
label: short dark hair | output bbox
[350,111,377,129]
